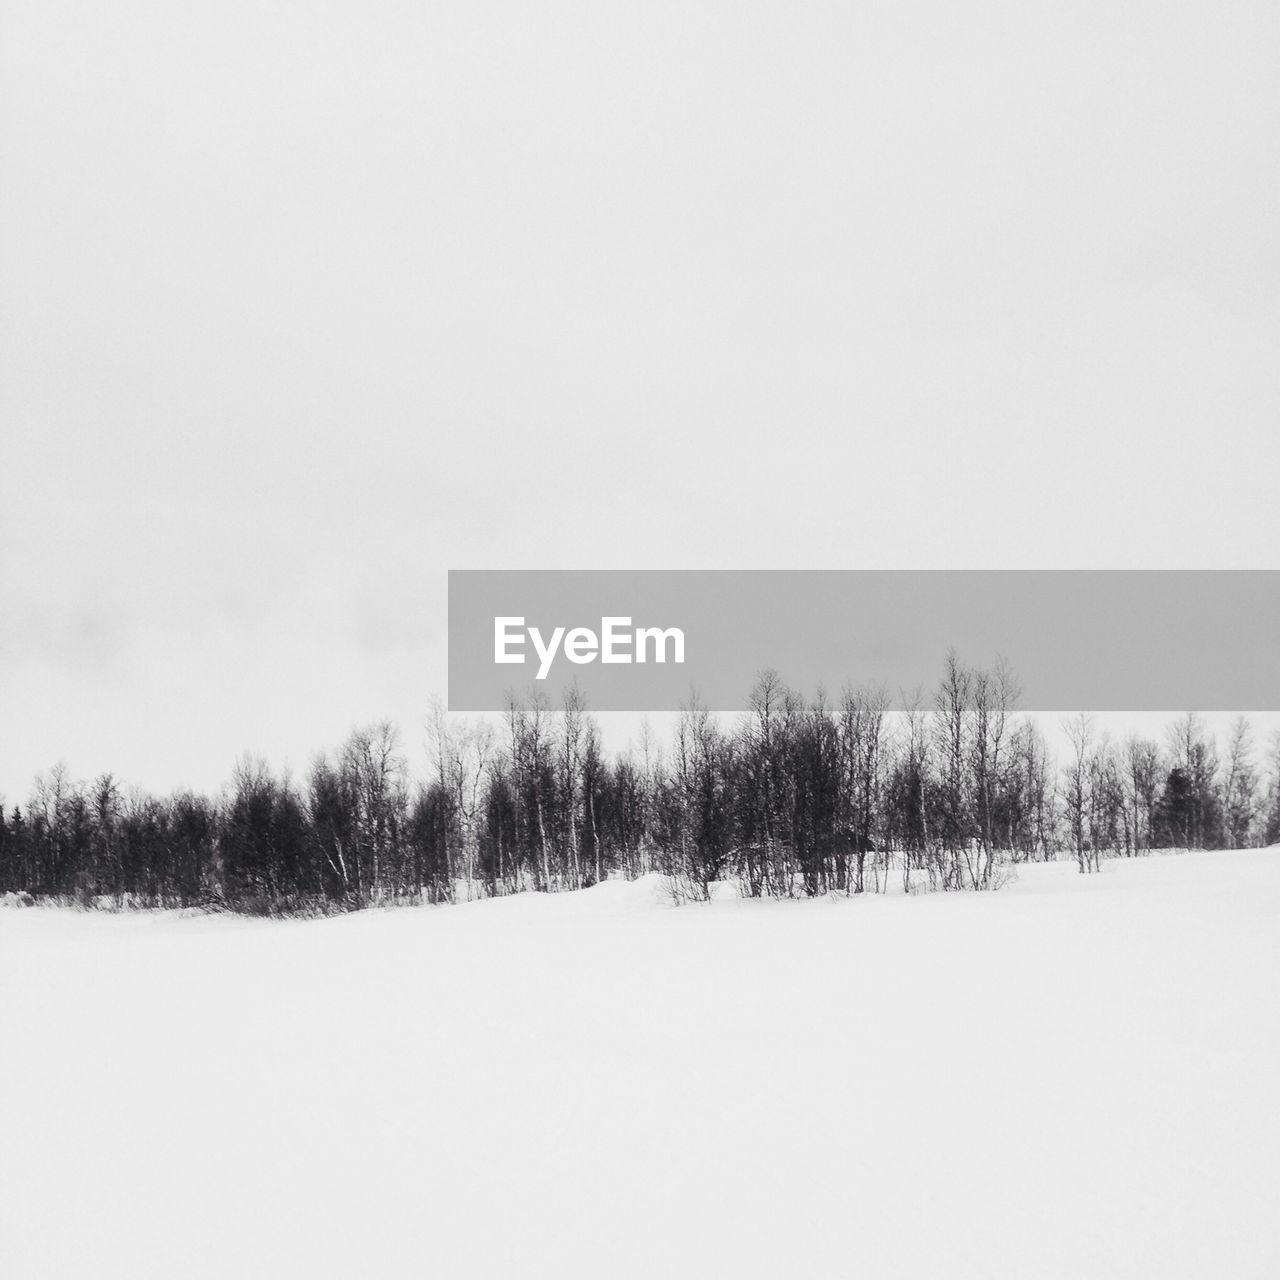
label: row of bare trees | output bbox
[1059,709,1267,875]
[4,658,1280,911]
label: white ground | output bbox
[3,850,1279,1279]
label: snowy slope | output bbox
[3,850,1279,1279]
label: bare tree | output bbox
[1088,734,1125,865]
[838,682,888,893]
[1222,716,1258,849]
[559,685,586,891]
[503,690,555,891]
[933,651,973,890]
[969,657,1020,888]
[669,688,729,901]
[1263,730,1280,847]
[342,722,407,902]
[428,697,497,899]
[1007,720,1053,862]
[1121,736,1161,856]
[1063,713,1095,873]
[889,687,931,891]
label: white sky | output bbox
[2,1,1278,799]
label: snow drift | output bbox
[2,850,1278,1278]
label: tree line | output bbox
[3,654,1279,913]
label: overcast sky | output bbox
[2,1,1278,797]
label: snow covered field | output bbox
[3,850,1279,1279]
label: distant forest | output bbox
[3,653,1279,913]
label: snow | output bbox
[3,850,1279,1278]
